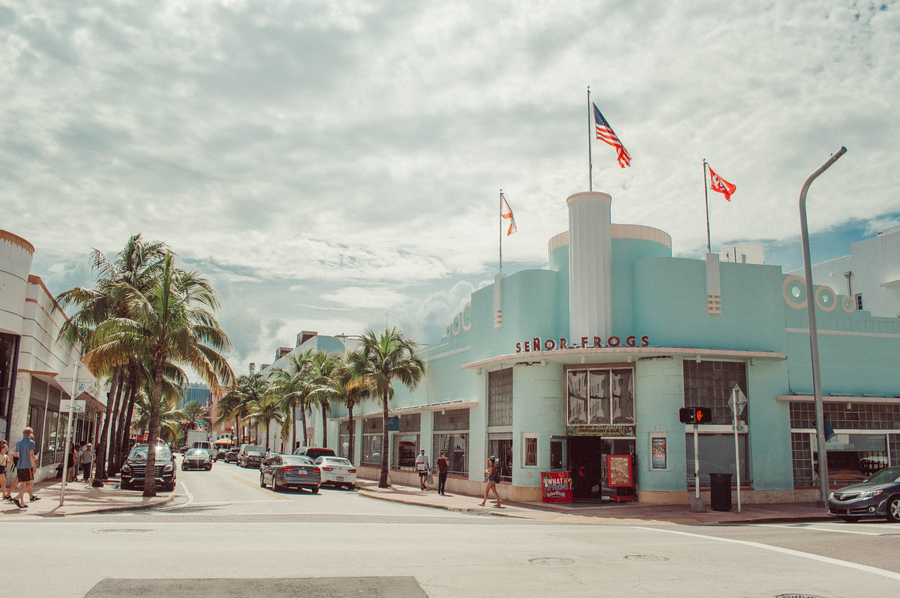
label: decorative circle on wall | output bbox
[782,275,808,309]
[841,295,855,313]
[445,325,451,338]
[814,286,837,312]
[461,302,472,331]
[452,313,462,336]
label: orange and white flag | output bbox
[501,193,517,236]
[708,165,736,202]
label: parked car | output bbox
[238,444,266,468]
[182,448,213,471]
[314,456,356,490]
[216,447,229,461]
[191,440,216,460]
[292,446,336,461]
[828,465,900,523]
[260,454,321,493]
[225,448,240,463]
[120,444,176,491]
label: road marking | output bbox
[232,476,290,500]
[634,526,900,582]
[763,523,889,536]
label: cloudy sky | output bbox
[3,1,898,376]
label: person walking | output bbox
[13,427,37,509]
[80,443,93,483]
[415,449,430,491]
[66,442,79,483]
[478,456,501,507]
[0,440,12,500]
[436,450,450,496]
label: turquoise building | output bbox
[324,191,900,504]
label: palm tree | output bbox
[244,394,284,451]
[56,234,167,485]
[352,327,425,488]
[306,351,343,449]
[89,251,233,497]
[222,374,268,444]
[337,350,370,464]
[269,351,315,450]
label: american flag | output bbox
[593,103,631,168]
[708,165,736,201]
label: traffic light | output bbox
[679,407,713,424]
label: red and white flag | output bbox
[708,166,736,201]
[501,193,517,236]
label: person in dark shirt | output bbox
[436,451,450,496]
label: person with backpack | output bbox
[478,456,501,507]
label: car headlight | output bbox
[163,464,174,472]
[828,492,834,500]
[122,465,131,474]
[205,459,211,464]
[860,489,883,499]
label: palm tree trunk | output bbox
[93,365,123,485]
[119,382,137,459]
[322,405,328,448]
[291,406,296,451]
[144,356,164,497]
[379,391,389,488]
[348,402,354,465]
[110,362,135,475]
[300,406,308,447]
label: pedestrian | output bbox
[66,442,79,483]
[74,443,83,482]
[415,449,429,491]
[13,427,37,509]
[478,456,501,507]
[436,450,450,496]
[0,440,12,500]
[81,443,93,483]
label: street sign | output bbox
[60,399,86,414]
[730,385,747,415]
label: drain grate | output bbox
[624,555,669,561]
[880,533,900,537]
[529,558,574,566]
[94,529,154,534]
[774,594,829,598]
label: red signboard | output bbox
[607,455,634,487]
[541,471,573,503]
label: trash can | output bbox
[709,473,732,512]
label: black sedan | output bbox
[120,444,176,491]
[181,448,213,471]
[828,466,900,523]
[225,448,239,463]
[260,454,320,493]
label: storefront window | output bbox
[820,433,889,486]
[567,370,588,424]
[392,434,419,469]
[433,433,468,475]
[524,435,537,467]
[489,437,512,482]
[362,434,382,467]
[683,360,747,425]
[488,369,513,427]
[0,332,17,442]
[685,434,749,488]
[568,368,634,427]
[550,439,564,469]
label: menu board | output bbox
[607,454,633,487]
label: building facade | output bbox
[312,192,899,504]
[1,230,105,482]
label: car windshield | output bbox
[866,467,900,484]
[186,449,207,457]
[128,445,171,461]
[282,455,316,466]
[318,457,351,466]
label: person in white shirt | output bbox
[415,449,429,491]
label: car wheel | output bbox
[273,478,283,492]
[121,481,130,490]
[311,486,319,494]
[887,495,900,523]
[345,484,354,491]
[259,473,267,488]
[841,516,860,523]
[164,481,175,492]
[180,464,186,471]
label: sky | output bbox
[2,1,899,378]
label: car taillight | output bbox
[321,467,334,471]
[282,467,294,472]
[348,469,356,473]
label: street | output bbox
[6,455,900,598]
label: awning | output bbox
[331,399,478,422]
[214,438,235,445]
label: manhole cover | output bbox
[624,555,669,561]
[775,594,829,598]
[881,533,900,537]
[529,558,574,566]
[94,529,154,534]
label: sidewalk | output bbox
[1,476,174,517]
[357,480,833,525]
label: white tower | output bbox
[567,192,613,343]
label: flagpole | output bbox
[703,159,711,254]
[499,189,503,274]
[587,86,592,192]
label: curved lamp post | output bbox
[799,146,847,506]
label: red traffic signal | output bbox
[679,407,713,424]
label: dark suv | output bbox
[238,444,266,468]
[121,444,176,491]
[292,446,336,461]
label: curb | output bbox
[358,489,529,519]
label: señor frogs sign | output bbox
[516,335,649,353]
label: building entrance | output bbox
[567,436,636,501]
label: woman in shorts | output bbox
[478,456,501,507]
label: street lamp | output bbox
[799,146,847,506]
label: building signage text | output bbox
[566,425,634,438]
[516,335,649,353]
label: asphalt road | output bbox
[7,454,900,598]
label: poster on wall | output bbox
[541,471,573,503]
[651,437,667,469]
[607,455,633,487]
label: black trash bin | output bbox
[709,473,732,512]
